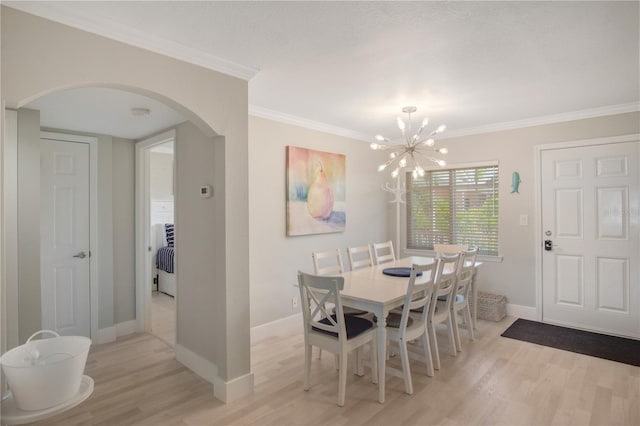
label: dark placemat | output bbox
[501,318,640,367]
[382,267,422,277]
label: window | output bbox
[406,164,499,256]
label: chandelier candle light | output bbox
[371,106,448,179]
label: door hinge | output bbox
[89,250,92,258]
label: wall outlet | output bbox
[291,297,298,310]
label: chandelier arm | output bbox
[372,107,447,176]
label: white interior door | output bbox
[41,139,91,337]
[541,141,639,338]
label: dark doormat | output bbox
[501,318,640,367]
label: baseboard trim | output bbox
[250,313,302,345]
[175,343,218,384]
[506,303,537,320]
[213,372,255,403]
[96,326,116,344]
[115,320,138,337]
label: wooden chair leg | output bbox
[465,306,475,341]
[451,309,462,352]
[428,321,441,370]
[304,344,312,391]
[356,347,364,376]
[421,333,434,377]
[399,340,413,394]
[370,340,378,384]
[447,316,457,356]
[338,352,347,407]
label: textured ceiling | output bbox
[10,1,640,142]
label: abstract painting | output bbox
[286,146,346,236]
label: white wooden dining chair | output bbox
[346,245,374,271]
[372,240,396,265]
[450,248,478,352]
[385,262,437,394]
[428,253,460,370]
[311,249,367,363]
[297,271,378,406]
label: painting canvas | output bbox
[286,146,346,236]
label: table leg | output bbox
[375,310,387,404]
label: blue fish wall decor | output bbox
[511,171,521,193]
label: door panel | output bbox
[41,139,90,337]
[541,141,639,338]
[555,255,583,306]
[596,257,628,312]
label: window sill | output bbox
[403,249,503,263]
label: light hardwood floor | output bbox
[151,291,176,347]
[33,317,639,425]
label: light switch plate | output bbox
[519,214,529,226]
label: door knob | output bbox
[73,251,87,259]
[544,240,553,251]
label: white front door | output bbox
[541,141,639,338]
[41,139,91,337]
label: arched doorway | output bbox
[2,7,253,401]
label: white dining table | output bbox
[338,256,481,403]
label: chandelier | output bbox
[370,106,448,179]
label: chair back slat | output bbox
[372,240,395,265]
[347,245,374,271]
[312,249,344,276]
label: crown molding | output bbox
[4,2,259,81]
[249,105,371,142]
[442,102,640,139]
[251,102,639,144]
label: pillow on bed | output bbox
[165,224,174,247]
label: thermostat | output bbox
[200,185,213,198]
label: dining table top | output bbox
[339,256,438,305]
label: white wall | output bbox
[150,151,174,201]
[248,116,389,328]
[402,112,640,309]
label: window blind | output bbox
[406,165,499,256]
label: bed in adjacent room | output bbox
[155,223,176,296]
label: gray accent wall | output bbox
[174,121,218,362]
[112,137,136,324]
[97,135,115,329]
[17,108,41,342]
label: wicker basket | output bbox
[471,291,506,322]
